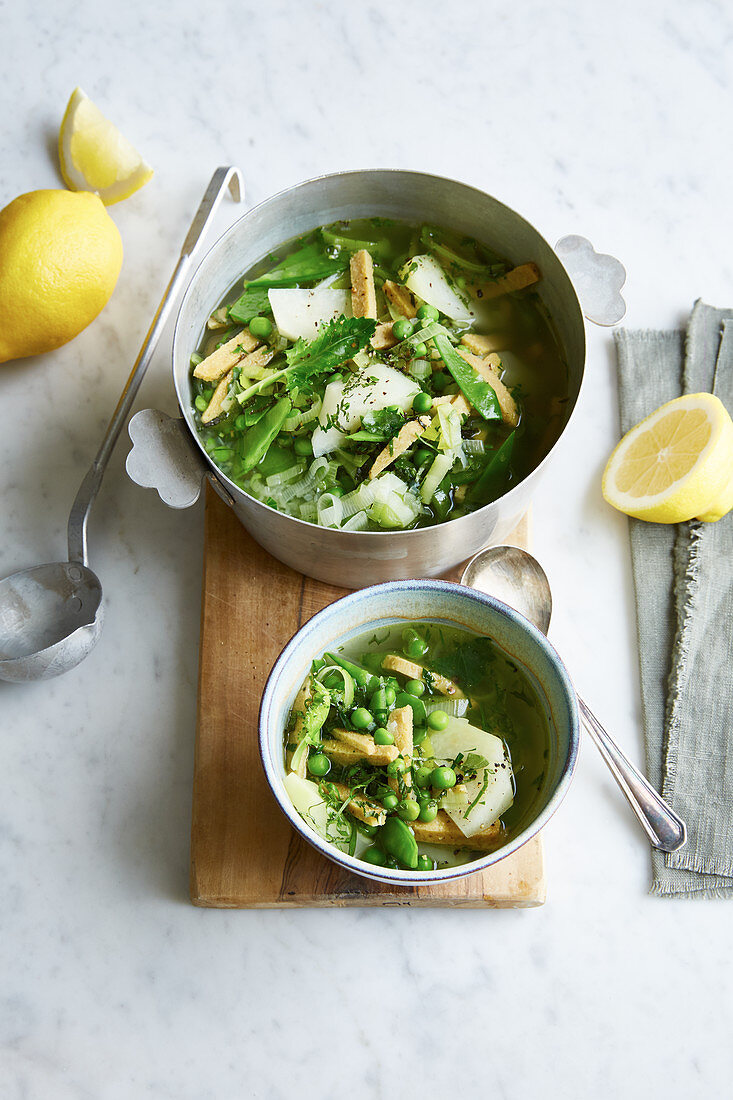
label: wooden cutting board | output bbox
[190,487,545,908]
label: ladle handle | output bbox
[67,166,244,565]
[578,697,687,852]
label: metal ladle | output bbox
[461,544,687,853]
[0,166,244,682]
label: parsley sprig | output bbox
[235,316,377,406]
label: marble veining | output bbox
[2,1,732,1096]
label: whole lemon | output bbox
[0,189,123,363]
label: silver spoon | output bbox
[462,544,687,853]
[0,166,244,682]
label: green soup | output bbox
[283,620,552,872]
[190,217,569,531]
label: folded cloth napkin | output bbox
[615,301,733,897]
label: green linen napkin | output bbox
[615,302,733,897]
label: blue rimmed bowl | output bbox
[259,580,579,887]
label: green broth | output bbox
[283,620,552,872]
[191,217,569,530]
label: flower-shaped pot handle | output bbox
[126,409,234,509]
[555,235,626,327]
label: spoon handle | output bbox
[67,166,244,565]
[578,697,687,852]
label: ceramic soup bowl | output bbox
[259,580,580,886]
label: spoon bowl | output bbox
[461,544,687,853]
[461,544,552,634]
[0,563,103,681]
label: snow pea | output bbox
[395,692,426,725]
[380,816,418,870]
[469,431,516,504]
[324,652,378,692]
[240,397,293,474]
[432,333,501,421]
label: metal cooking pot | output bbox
[126,170,625,587]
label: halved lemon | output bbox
[59,87,153,205]
[602,393,733,523]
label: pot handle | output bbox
[555,235,626,327]
[126,409,235,509]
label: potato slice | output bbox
[330,783,386,827]
[383,280,417,318]
[369,416,431,479]
[328,728,398,764]
[381,654,465,698]
[370,321,399,350]
[193,329,259,382]
[411,811,501,850]
[201,369,233,425]
[457,349,519,426]
[350,249,378,319]
[468,262,540,301]
[387,705,413,794]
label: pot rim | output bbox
[171,168,586,539]
[258,577,580,887]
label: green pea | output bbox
[395,692,426,725]
[249,315,273,339]
[329,484,344,497]
[402,628,428,660]
[373,727,394,746]
[384,685,397,706]
[383,857,400,869]
[381,792,399,811]
[431,766,457,790]
[415,765,433,789]
[412,342,428,358]
[455,275,467,289]
[370,687,388,712]
[235,414,247,430]
[363,846,387,866]
[419,800,438,822]
[392,318,414,341]
[195,395,208,412]
[405,679,425,697]
[427,709,449,731]
[386,757,406,778]
[307,753,331,777]
[417,853,435,871]
[381,816,419,869]
[414,446,433,466]
[351,707,373,730]
[416,303,440,322]
[432,371,450,392]
[397,798,421,822]
[412,391,432,415]
[413,726,427,746]
[359,821,379,837]
[203,388,214,401]
[294,435,313,456]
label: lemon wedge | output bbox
[59,87,153,205]
[602,393,733,523]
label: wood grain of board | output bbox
[190,487,545,908]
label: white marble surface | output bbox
[2,1,732,1096]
